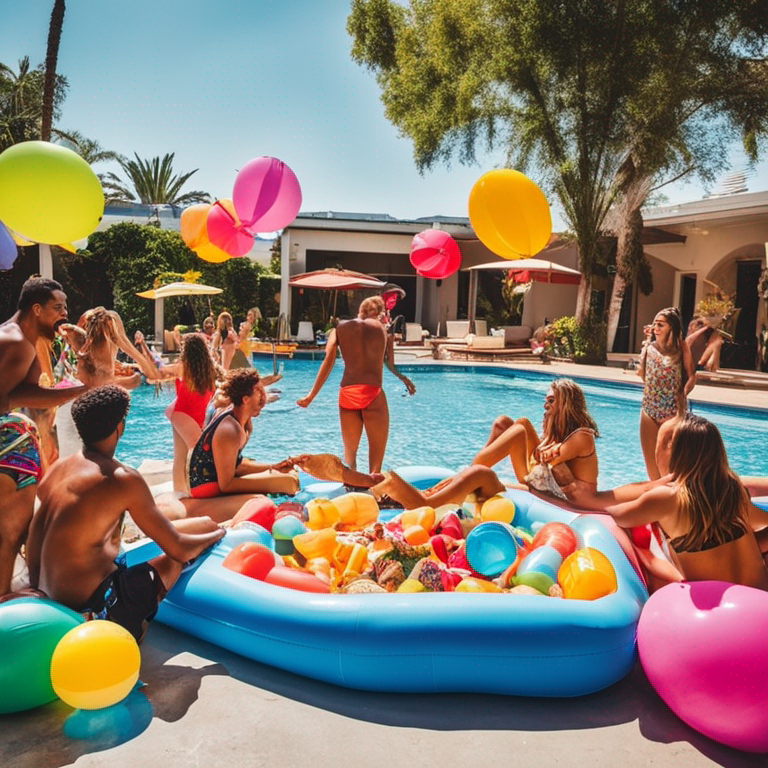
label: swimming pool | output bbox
[118,362,768,488]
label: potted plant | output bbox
[695,290,735,328]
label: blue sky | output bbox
[3,0,766,229]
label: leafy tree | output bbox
[348,0,768,324]
[41,0,66,142]
[0,56,68,150]
[103,153,211,207]
[269,237,281,275]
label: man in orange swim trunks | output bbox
[297,296,415,474]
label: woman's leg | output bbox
[473,417,539,482]
[362,391,389,474]
[166,404,201,493]
[339,406,365,471]
[640,411,661,480]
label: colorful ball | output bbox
[468,169,551,258]
[409,229,461,279]
[0,598,84,714]
[50,621,140,710]
[479,495,516,524]
[0,141,104,244]
[557,547,617,600]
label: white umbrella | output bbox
[136,281,223,299]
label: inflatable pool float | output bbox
[125,474,647,696]
[638,580,768,753]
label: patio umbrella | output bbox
[466,258,581,285]
[289,269,386,322]
[136,281,224,299]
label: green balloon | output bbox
[0,141,104,245]
[512,571,554,595]
[0,598,84,714]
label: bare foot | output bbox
[297,453,382,488]
[370,470,427,510]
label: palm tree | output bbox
[41,0,66,142]
[103,153,211,206]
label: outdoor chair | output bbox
[296,321,315,344]
[445,320,471,339]
[474,319,488,336]
[404,323,428,344]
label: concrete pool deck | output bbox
[2,359,766,767]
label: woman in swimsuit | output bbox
[160,334,222,493]
[212,312,238,370]
[593,414,768,590]
[638,307,695,479]
[472,378,599,500]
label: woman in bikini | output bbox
[160,334,223,493]
[638,307,695,479]
[212,311,238,370]
[590,414,768,590]
[472,378,599,500]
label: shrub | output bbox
[548,315,606,364]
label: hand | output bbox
[561,479,596,507]
[297,395,313,408]
[272,457,299,473]
[402,376,416,395]
[134,330,145,344]
[538,444,560,464]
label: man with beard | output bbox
[0,277,87,595]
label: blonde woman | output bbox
[472,378,599,500]
[212,311,238,369]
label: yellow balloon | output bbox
[194,241,231,263]
[10,230,35,246]
[0,141,104,245]
[50,621,140,710]
[479,495,516,524]
[557,547,617,600]
[180,203,212,249]
[468,169,552,258]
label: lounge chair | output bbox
[502,325,533,347]
[403,323,428,345]
[445,320,471,339]
[474,319,488,336]
[296,321,315,344]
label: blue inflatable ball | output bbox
[0,598,84,714]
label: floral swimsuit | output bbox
[641,344,681,423]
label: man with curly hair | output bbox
[25,385,225,642]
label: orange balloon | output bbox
[180,203,211,249]
[194,241,231,263]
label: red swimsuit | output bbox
[172,379,214,428]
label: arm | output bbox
[602,484,678,528]
[124,470,224,561]
[209,420,282,492]
[109,312,162,379]
[682,339,696,397]
[563,474,672,510]
[9,353,86,408]
[384,334,416,395]
[538,430,593,467]
[637,343,648,381]
[297,329,338,407]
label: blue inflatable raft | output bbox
[126,469,648,697]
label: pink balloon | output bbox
[638,580,768,753]
[232,156,302,232]
[410,229,461,279]
[206,199,254,257]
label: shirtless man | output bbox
[0,277,89,595]
[26,385,224,642]
[297,296,415,473]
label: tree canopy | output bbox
[348,0,768,321]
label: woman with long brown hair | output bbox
[638,307,695,479]
[472,378,599,499]
[597,415,768,589]
[212,311,238,369]
[162,334,223,492]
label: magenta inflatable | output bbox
[206,200,254,256]
[232,156,302,232]
[637,580,768,753]
[409,229,461,279]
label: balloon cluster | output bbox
[181,156,302,263]
[0,141,104,270]
[409,229,462,279]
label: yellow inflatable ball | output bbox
[557,547,617,600]
[400,506,436,532]
[50,621,140,710]
[333,492,379,530]
[455,577,502,593]
[397,578,427,593]
[480,495,516,524]
[305,498,340,530]
[468,169,552,259]
[0,141,104,245]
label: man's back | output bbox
[27,451,133,608]
[336,318,387,387]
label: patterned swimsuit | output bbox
[641,344,682,423]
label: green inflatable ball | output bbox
[0,597,84,714]
[0,141,104,245]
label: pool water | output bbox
[118,361,768,489]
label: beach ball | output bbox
[232,156,302,232]
[50,621,140,710]
[468,169,551,258]
[206,198,254,257]
[479,495,516,524]
[0,220,18,270]
[531,522,579,559]
[0,141,104,244]
[0,598,84,714]
[638,581,768,753]
[409,229,461,279]
[557,547,616,600]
